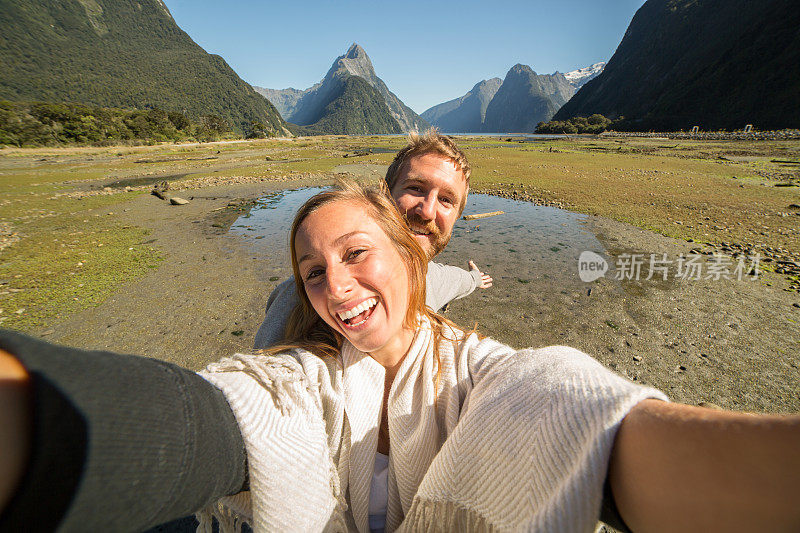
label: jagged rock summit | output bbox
[333,44,376,83]
[482,64,575,133]
[421,78,502,133]
[255,43,428,133]
[424,63,576,133]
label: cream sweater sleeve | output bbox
[402,336,668,532]
[198,352,347,533]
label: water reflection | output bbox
[441,194,608,289]
[229,187,327,266]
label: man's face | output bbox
[390,153,468,259]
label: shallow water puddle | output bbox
[229,187,328,265]
[441,194,608,289]
[231,188,609,289]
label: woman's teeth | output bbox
[337,297,378,323]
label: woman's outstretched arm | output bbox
[0,348,30,513]
[0,329,247,532]
[609,399,800,532]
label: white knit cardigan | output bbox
[198,319,666,532]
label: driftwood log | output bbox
[463,211,504,221]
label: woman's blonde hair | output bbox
[263,179,461,380]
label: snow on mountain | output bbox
[563,62,606,89]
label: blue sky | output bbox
[162,0,647,114]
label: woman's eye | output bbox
[348,249,366,261]
[305,268,323,281]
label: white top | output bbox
[200,317,667,532]
[368,452,389,532]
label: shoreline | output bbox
[2,129,800,152]
[599,129,800,141]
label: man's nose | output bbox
[325,263,353,299]
[416,193,437,221]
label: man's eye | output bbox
[440,197,454,206]
[407,185,422,193]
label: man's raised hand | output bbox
[468,260,493,289]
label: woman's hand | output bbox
[0,348,31,512]
[609,399,800,532]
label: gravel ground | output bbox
[443,214,799,413]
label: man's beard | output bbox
[403,212,451,259]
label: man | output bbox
[253,130,492,349]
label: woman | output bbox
[1,181,799,532]
[217,180,668,532]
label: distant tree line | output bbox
[0,101,233,147]
[536,114,619,134]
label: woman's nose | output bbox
[325,263,354,299]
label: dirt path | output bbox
[38,169,800,414]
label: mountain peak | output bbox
[273,43,428,133]
[345,43,366,59]
[471,77,503,92]
[330,43,376,88]
[509,64,536,76]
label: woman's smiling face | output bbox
[294,199,414,363]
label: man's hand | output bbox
[468,260,493,289]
